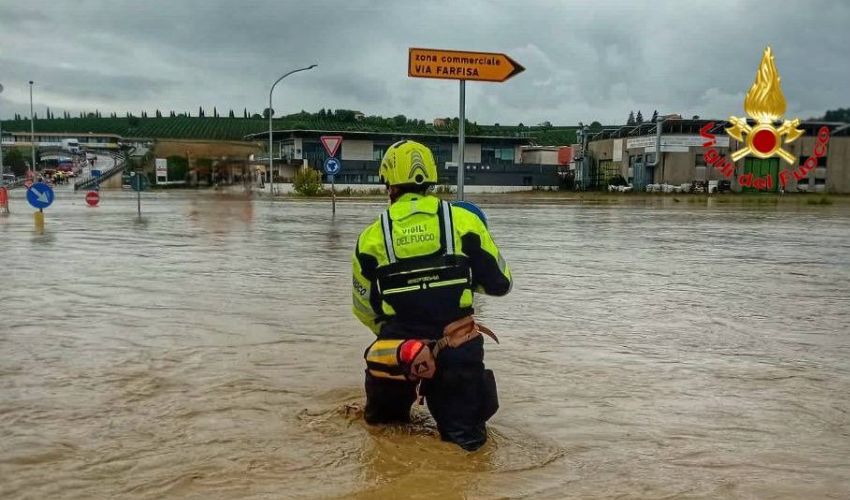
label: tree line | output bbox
[626,110,659,125]
[822,108,850,122]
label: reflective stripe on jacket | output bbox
[352,193,512,335]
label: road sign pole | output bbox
[29,81,36,181]
[457,80,466,201]
[137,181,141,217]
[321,145,342,217]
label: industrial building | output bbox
[578,119,850,193]
[1,131,122,151]
[245,129,563,189]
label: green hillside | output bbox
[0,113,583,145]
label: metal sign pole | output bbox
[135,172,142,217]
[457,80,466,201]
[331,175,336,215]
[29,81,36,181]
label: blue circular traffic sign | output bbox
[26,182,55,210]
[324,157,342,175]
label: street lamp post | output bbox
[267,64,317,197]
[29,81,35,179]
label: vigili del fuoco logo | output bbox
[699,47,830,191]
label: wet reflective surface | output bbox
[1,189,849,498]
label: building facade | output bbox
[582,120,850,193]
[1,131,122,151]
[246,129,561,188]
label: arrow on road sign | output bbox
[320,136,343,157]
[31,186,50,204]
[408,48,524,82]
[26,182,54,210]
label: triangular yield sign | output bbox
[320,135,343,157]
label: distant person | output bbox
[352,140,512,451]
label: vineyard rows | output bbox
[0,116,579,145]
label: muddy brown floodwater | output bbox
[1,189,849,499]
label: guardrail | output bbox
[74,154,126,191]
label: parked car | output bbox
[1,173,16,185]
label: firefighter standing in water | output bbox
[352,140,512,451]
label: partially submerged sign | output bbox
[130,172,148,192]
[408,48,525,82]
[27,182,54,210]
[86,191,99,207]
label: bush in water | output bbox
[293,167,323,196]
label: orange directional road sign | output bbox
[408,48,524,83]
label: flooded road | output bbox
[1,189,849,499]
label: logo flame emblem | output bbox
[726,46,804,164]
[744,47,786,123]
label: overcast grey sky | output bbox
[1,0,847,125]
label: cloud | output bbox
[0,0,848,125]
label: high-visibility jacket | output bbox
[352,193,512,335]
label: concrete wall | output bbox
[587,139,614,163]
[342,140,373,161]
[521,149,559,165]
[660,152,710,184]
[99,172,125,190]
[824,134,850,193]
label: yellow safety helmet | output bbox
[378,140,438,187]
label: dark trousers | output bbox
[364,335,498,451]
